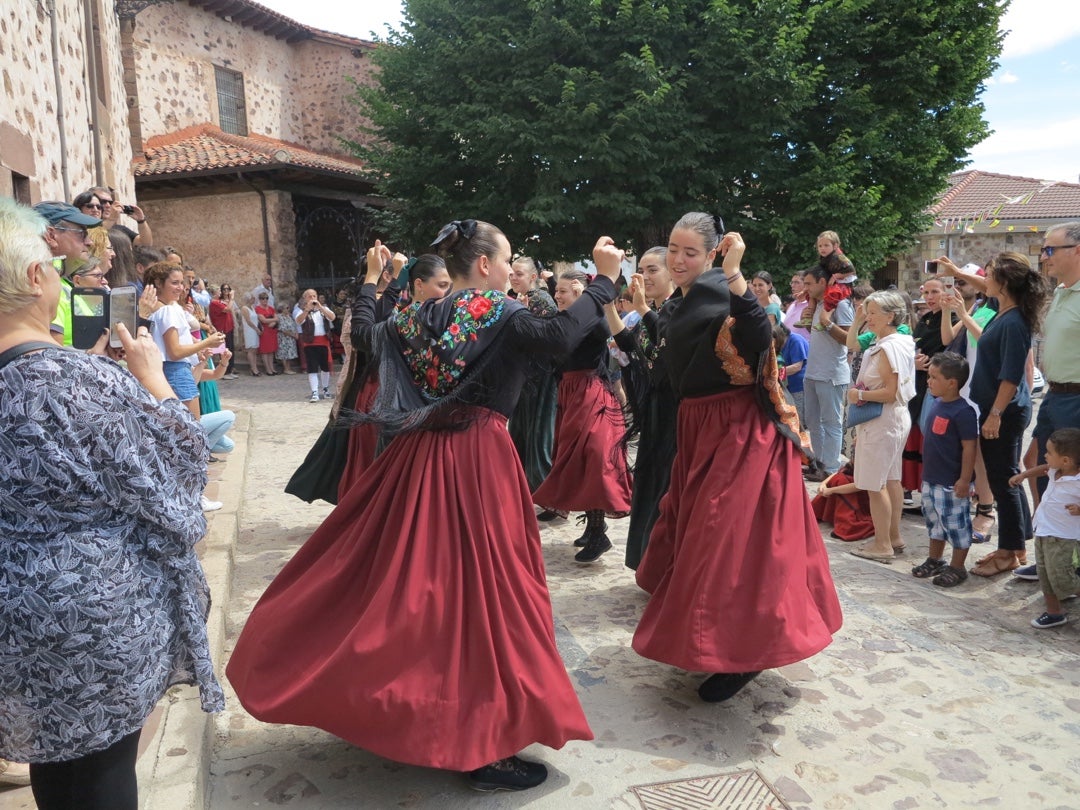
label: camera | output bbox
[122,204,136,215]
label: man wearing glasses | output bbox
[33,201,101,346]
[1034,223,1080,481]
[79,186,153,246]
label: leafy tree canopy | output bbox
[350,0,1004,277]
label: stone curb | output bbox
[137,410,251,810]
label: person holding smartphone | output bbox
[293,288,336,402]
[144,262,225,417]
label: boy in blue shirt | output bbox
[911,352,979,587]
[775,323,809,429]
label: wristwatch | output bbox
[858,389,864,402]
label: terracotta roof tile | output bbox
[134,124,368,179]
[931,170,1080,222]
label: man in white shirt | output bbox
[294,288,336,401]
[252,274,275,309]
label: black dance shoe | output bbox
[536,509,561,522]
[574,533,612,563]
[466,755,548,792]
[698,671,762,703]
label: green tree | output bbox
[351,0,1004,276]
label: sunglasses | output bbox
[83,203,103,211]
[1040,244,1077,258]
[98,198,114,205]
[54,226,89,236]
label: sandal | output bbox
[971,529,993,544]
[971,553,1020,577]
[250,370,262,377]
[912,557,946,578]
[933,565,968,587]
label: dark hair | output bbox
[408,253,447,293]
[929,351,969,388]
[852,282,874,301]
[430,219,504,279]
[822,251,855,278]
[133,245,166,268]
[558,268,589,286]
[107,229,137,286]
[805,265,829,282]
[1048,428,1080,462]
[985,252,1051,333]
[162,245,184,263]
[144,261,182,290]
[72,190,101,210]
[671,211,724,252]
[772,321,789,349]
[752,271,774,291]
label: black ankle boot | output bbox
[698,671,762,702]
[573,510,607,547]
[574,511,611,563]
[466,755,548,792]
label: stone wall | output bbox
[897,228,1049,296]
[0,0,134,202]
[142,189,299,302]
[133,4,377,156]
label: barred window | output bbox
[214,66,248,136]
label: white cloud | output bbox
[968,115,1080,182]
[998,70,1020,84]
[1000,0,1080,58]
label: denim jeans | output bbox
[201,410,236,455]
[804,379,847,473]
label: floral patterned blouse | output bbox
[0,348,224,763]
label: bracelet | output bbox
[724,270,742,284]
[858,389,864,402]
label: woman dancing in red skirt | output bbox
[632,213,842,703]
[227,222,621,792]
[532,268,633,563]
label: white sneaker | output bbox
[223,373,239,380]
[309,391,320,402]
[200,495,223,512]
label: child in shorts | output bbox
[1009,428,1080,628]
[911,352,978,587]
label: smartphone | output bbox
[941,275,955,293]
[108,285,138,348]
[924,260,939,274]
[209,343,227,355]
[71,288,108,349]
[70,286,139,349]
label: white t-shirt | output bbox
[150,302,197,365]
[1033,471,1080,541]
[294,304,329,337]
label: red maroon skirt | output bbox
[634,389,842,673]
[337,375,380,502]
[226,410,593,771]
[532,370,632,517]
[901,424,923,491]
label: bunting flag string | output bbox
[936,180,1062,233]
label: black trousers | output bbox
[979,402,1033,552]
[224,329,236,374]
[30,729,141,810]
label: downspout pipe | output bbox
[238,172,273,279]
[83,0,105,184]
[48,0,71,200]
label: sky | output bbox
[260,0,1080,184]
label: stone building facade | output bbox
[0,0,134,204]
[129,0,380,303]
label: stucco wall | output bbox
[133,4,376,155]
[141,189,299,300]
[0,0,134,201]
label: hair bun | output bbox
[711,214,725,237]
[430,219,478,255]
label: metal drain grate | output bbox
[631,769,792,810]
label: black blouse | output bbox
[660,269,773,399]
[351,277,616,423]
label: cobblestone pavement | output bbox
[2,373,1076,810]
